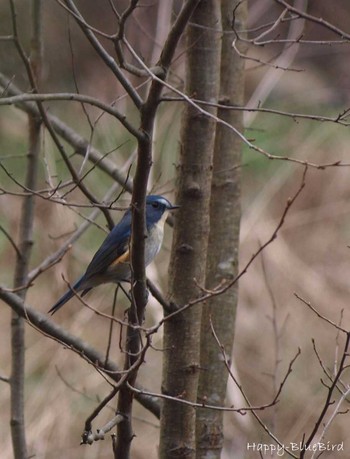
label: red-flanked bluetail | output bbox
[49,195,179,315]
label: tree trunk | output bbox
[196,1,247,458]
[159,1,221,458]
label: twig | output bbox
[161,96,350,127]
[60,0,143,109]
[8,1,116,231]
[147,279,175,313]
[0,287,161,418]
[0,73,134,193]
[0,225,22,259]
[104,287,119,367]
[128,381,287,414]
[210,318,299,459]
[310,386,350,459]
[301,332,350,457]
[113,0,163,77]
[0,375,10,384]
[274,0,350,41]
[127,42,350,169]
[0,92,141,138]
[27,180,121,283]
[261,250,281,400]
[63,281,130,329]
[294,293,348,334]
[312,339,349,398]
[82,386,121,442]
[232,36,303,72]
[82,414,125,445]
[67,18,94,131]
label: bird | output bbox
[48,195,179,315]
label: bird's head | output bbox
[145,195,179,226]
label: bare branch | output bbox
[274,0,350,41]
[26,181,121,285]
[82,386,121,443]
[310,386,350,459]
[82,414,125,445]
[294,293,348,334]
[113,1,163,77]
[210,318,299,459]
[301,332,350,457]
[161,96,350,126]
[59,0,143,108]
[0,287,161,418]
[0,92,142,139]
[128,382,285,414]
[0,225,22,259]
[6,1,116,230]
[127,48,350,169]
[0,73,134,192]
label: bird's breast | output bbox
[104,213,167,283]
[145,215,166,266]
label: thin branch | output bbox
[312,339,349,398]
[261,250,282,406]
[301,333,350,458]
[113,0,163,77]
[0,92,141,139]
[161,96,350,127]
[232,37,303,73]
[0,225,22,259]
[274,0,350,41]
[126,46,350,169]
[104,287,119,367]
[7,1,116,231]
[147,279,175,313]
[0,287,161,418]
[0,73,134,193]
[128,382,285,414]
[310,386,350,459]
[83,414,125,445]
[252,7,288,43]
[25,181,120,284]
[312,339,336,388]
[83,386,121,442]
[67,16,94,131]
[0,161,127,211]
[294,293,348,334]
[60,0,143,108]
[210,318,299,459]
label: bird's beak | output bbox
[168,204,180,210]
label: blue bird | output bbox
[49,195,179,315]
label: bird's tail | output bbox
[48,276,87,315]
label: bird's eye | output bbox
[152,202,160,208]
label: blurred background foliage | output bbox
[1,0,350,458]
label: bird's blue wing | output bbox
[48,210,132,315]
[83,210,132,279]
